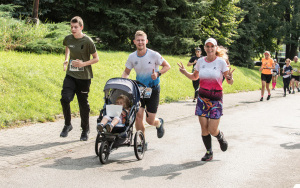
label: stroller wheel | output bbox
[99,141,110,164]
[95,132,102,156]
[134,130,145,160]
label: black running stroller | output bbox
[95,78,146,164]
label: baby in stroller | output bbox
[97,95,131,133]
[95,78,146,164]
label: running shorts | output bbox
[291,75,300,81]
[261,73,272,83]
[140,85,160,113]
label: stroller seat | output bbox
[111,123,127,133]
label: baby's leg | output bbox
[111,116,121,127]
[101,115,111,125]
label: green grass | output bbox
[0,51,283,127]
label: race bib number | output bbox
[139,87,152,98]
[69,59,84,71]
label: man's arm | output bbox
[72,52,99,68]
[159,60,171,75]
[151,60,171,80]
[63,46,70,71]
[187,60,197,67]
[122,67,131,78]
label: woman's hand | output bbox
[226,67,235,80]
[177,62,187,74]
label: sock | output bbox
[202,134,212,152]
[272,82,275,88]
[214,131,223,140]
[156,119,162,128]
[274,82,277,88]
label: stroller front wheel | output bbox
[134,130,145,160]
[95,132,102,156]
[99,141,110,164]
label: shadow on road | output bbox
[280,142,300,150]
[40,150,142,170]
[41,155,100,170]
[117,160,212,180]
[0,140,78,157]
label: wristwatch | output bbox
[157,71,162,77]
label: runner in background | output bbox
[290,56,300,94]
[259,51,274,101]
[271,59,280,90]
[282,58,293,97]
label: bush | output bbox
[0,4,70,54]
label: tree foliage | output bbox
[0,0,299,66]
[0,0,241,55]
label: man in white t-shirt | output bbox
[122,30,171,145]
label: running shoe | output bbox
[292,91,295,94]
[218,131,228,151]
[260,97,263,101]
[267,94,271,100]
[298,88,300,92]
[60,125,73,137]
[80,130,90,141]
[283,93,286,97]
[289,90,291,94]
[156,118,165,138]
[201,151,213,161]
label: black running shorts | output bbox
[261,73,272,83]
[291,75,300,81]
[140,85,160,114]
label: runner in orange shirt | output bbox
[259,51,275,101]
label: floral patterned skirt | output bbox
[195,96,223,119]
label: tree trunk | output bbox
[29,0,39,25]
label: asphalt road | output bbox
[0,89,299,188]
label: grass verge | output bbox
[0,51,283,128]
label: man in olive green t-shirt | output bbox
[60,16,99,141]
[290,56,299,93]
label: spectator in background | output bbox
[187,47,202,102]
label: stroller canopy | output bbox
[103,78,141,105]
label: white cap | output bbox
[205,38,217,46]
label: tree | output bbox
[284,0,300,59]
